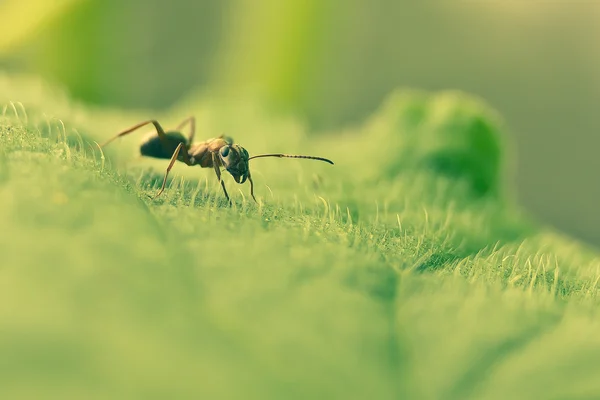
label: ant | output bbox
[100,117,334,204]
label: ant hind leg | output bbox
[101,119,169,148]
[175,116,196,143]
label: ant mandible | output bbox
[100,117,334,204]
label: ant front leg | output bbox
[212,152,231,205]
[248,173,258,203]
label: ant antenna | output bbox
[249,153,334,165]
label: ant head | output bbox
[218,144,250,184]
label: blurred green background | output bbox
[1,0,599,246]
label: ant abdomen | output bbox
[140,131,188,160]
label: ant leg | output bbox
[152,142,191,199]
[175,116,196,143]
[101,119,170,148]
[212,153,231,205]
[248,174,257,203]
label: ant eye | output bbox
[220,146,230,157]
